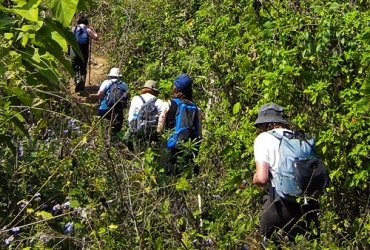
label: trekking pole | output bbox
[88,38,92,86]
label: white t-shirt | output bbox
[128,93,163,122]
[253,128,291,182]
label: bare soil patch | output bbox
[68,52,109,106]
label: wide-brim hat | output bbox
[142,80,158,91]
[108,67,122,77]
[174,74,192,92]
[254,103,289,126]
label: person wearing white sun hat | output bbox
[96,67,129,137]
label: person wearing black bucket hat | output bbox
[253,103,289,127]
[252,103,319,248]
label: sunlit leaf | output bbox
[233,102,241,114]
[48,0,78,27]
[69,200,80,208]
[36,211,53,220]
[175,177,189,191]
[108,224,118,230]
[11,0,41,22]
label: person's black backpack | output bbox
[268,130,330,202]
[105,80,128,109]
[166,98,200,149]
[130,95,159,138]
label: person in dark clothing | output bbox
[252,103,320,248]
[69,16,98,93]
[157,74,202,176]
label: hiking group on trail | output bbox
[68,16,202,177]
[69,16,329,248]
[96,69,202,176]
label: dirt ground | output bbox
[68,52,109,106]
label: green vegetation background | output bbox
[1,0,370,249]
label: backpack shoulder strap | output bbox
[73,25,79,34]
[267,130,283,140]
[172,98,181,106]
[145,96,157,102]
[74,24,84,34]
[106,80,115,92]
[138,95,146,104]
[148,97,157,104]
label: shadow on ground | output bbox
[74,85,101,104]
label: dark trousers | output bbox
[70,47,89,92]
[260,194,320,247]
[122,129,160,153]
[98,109,123,136]
[166,146,199,176]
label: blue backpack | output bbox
[268,130,329,201]
[166,98,200,149]
[74,25,89,45]
[105,80,128,108]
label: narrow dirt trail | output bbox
[68,51,110,107]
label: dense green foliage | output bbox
[1,0,370,249]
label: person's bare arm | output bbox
[253,161,269,186]
[88,26,98,40]
[96,89,105,98]
[157,110,167,134]
[157,102,170,133]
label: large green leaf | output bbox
[43,19,84,67]
[11,86,33,106]
[21,48,60,87]
[11,0,41,22]
[47,0,79,27]
[32,25,73,76]
[43,18,71,51]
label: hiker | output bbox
[123,80,163,151]
[97,67,129,137]
[70,15,98,93]
[252,103,321,248]
[157,74,202,176]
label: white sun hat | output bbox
[107,67,122,77]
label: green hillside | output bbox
[1,0,370,249]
